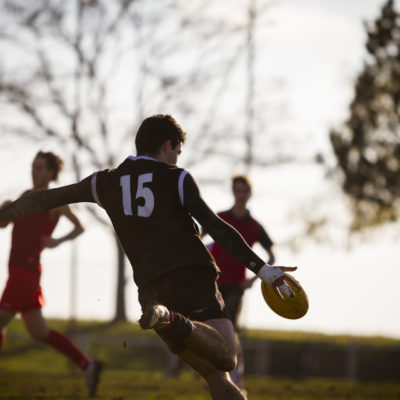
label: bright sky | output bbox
[1,0,399,339]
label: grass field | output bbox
[1,319,399,400]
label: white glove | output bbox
[257,264,285,285]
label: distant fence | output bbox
[80,333,400,381]
[6,330,400,381]
[243,339,400,381]
[84,333,400,381]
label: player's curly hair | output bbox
[231,174,252,191]
[35,151,64,182]
[135,114,186,156]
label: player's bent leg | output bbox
[182,318,237,372]
[21,308,50,341]
[140,304,236,371]
[23,309,90,368]
[179,348,247,400]
[22,309,102,397]
[0,309,15,330]
[230,333,245,389]
[139,267,238,371]
[83,358,103,398]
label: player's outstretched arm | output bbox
[182,173,296,285]
[0,176,94,223]
[0,200,12,227]
[258,226,275,265]
[42,205,85,249]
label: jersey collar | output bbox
[128,156,158,162]
[227,208,251,220]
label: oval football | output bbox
[261,274,309,319]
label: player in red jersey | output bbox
[0,151,101,397]
[207,175,275,389]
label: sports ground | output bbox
[1,318,399,400]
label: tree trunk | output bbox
[244,0,256,171]
[112,234,127,322]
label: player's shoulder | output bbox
[91,168,117,197]
[217,210,232,218]
[122,156,182,172]
[112,156,191,182]
[247,212,262,226]
[91,166,118,187]
[157,160,186,175]
[249,214,267,235]
[111,155,150,173]
[94,167,116,177]
[20,189,33,197]
[156,162,189,182]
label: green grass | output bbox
[1,318,399,400]
[238,325,400,347]
[2,369,400,400]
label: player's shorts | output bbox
[218,284,244,331]
[138,266,228,353]
[0,267,45,313]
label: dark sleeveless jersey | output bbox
[91,156,217,288]
[8,190,59,275]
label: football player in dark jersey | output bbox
[0,151,102,397]
[0,115,298,400]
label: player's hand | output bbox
[257,264,298,298]
[42,236,61,248]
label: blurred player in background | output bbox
[0,116,298,400]
[0,151,101,397]
[207,174,275,390]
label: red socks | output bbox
[163,311,193,340]
[45,329,89,370]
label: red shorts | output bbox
[0,267,45,313]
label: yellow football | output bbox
[261,273,309,319]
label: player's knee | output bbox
[216,353,236,372]
[221,343,237,371]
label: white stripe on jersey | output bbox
[206,242,214,252]
[91,172,103,207]
[178,170,188,206]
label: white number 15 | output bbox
[120,173,154,217]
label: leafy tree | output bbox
[330,0,400,229]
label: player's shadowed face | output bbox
[31,156,54,189]
[233,181,252,207]
[165,141,182,165]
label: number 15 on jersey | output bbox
[120,173,154,217]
